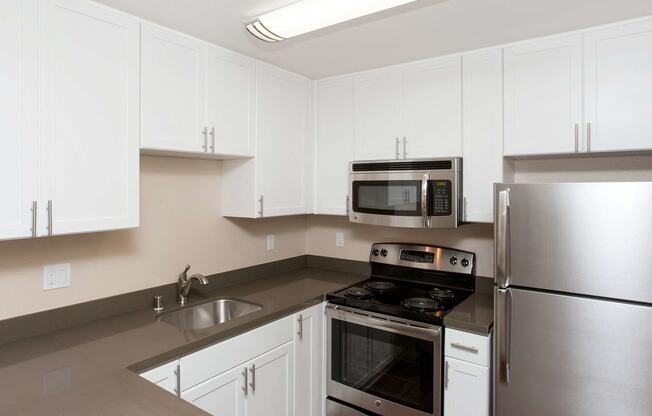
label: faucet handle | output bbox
[178,264,191,281]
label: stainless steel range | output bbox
[325,243,476,416]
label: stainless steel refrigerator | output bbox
[493,182,652,416]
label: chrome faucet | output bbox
[177,265,209,305]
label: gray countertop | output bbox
[0,266,494,415]
[444,276,494,335]
[0,267,363,416]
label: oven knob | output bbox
[461,258,470,267]
[380,249,388,257]
[450,256,458,265]
[372,249,380,257]
[375,400,382,407]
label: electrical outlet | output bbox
[267,234,275,251]
[336,232,344,247]
[43,264,70,291]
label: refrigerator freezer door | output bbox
[495,182,652,303]
[494,287,652,416]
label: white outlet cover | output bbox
[43,264,70,291]
[336,232,344,247]
[267,234,275,251]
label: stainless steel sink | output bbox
[159,298,262,330]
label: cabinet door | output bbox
[244,342,294,416]
[140,360,179,395]
[206,46,255,157]
[0,0,38,240]
[182,365,246,416]
[401,56,462,158]
[444,357,490,416]
[584,18,652,152]
[462,49,503,223]
[294,304,324,416]
[353,70,401,161]
[38,0,140,236]
[504,35,583,156]
[315,77,354,215]
[256,64,309,217]
[141,23,206,153]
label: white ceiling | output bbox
[95,0,652,79]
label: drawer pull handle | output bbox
[451,342,479,354]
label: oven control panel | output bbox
[370,243,474,275]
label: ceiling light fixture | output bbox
[245,0,418,43]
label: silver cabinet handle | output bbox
[450,342,479,354]
[297,314,303,339]
[173,364,181,397]
[586,122,592,152]
[574,123,579,152]
[346,195,350,216]
[497,288,512,385]
[258,196,264,218]
[402,136,407,159]
[47,200,53,236]
[421,174,430,228]
[31,201,37,238]
[249,364,256,392]
[241,367,248,396]
[444,360,450,390]
[209,127,215,153]
[202,126,208,152]
[495,189,511,288]
[395,137,400,159]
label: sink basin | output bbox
[159,298,262,330]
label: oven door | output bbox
[349,171,458,228]
[327,305,442,416]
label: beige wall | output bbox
[3,154,651,320]
[306,216,494,277]
[0,156,307,320]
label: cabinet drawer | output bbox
[180,315,293,390]
[445,328,491,367]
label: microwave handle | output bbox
[421,174,431,228]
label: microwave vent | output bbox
[352,160,453,172]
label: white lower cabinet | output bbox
[294,303,324,416]
[444,328,492,416]
[142,305,323,416]
[140,359,179,395]
[444,357,490,416]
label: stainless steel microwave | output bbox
[348,158,462,228]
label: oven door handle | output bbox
[326,305,441,342]
[421,173,431,228]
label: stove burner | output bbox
[365,281,397,292]
[430,288,455,302]
[403,297,440,312]
[343,287,373,299]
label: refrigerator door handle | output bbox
[496,189,511,287]
[497,288,512,384]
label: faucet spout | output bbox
[176,265,209,305]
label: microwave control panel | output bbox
[430,180,452,216]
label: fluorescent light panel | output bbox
[246,0,418,42]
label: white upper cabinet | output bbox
[353,58,463,161]
[38,0,140,236]
[141,24,207,153]
[462,49,504,223]
[314,77,354,216]
[503,34,583,156]
[583,18,652,152]
[0,0,38,241]
[256,64,310,217]
[223,64,310,218]
[353,69,402,161]
[206,46,256,157]
[402,56,462,158]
